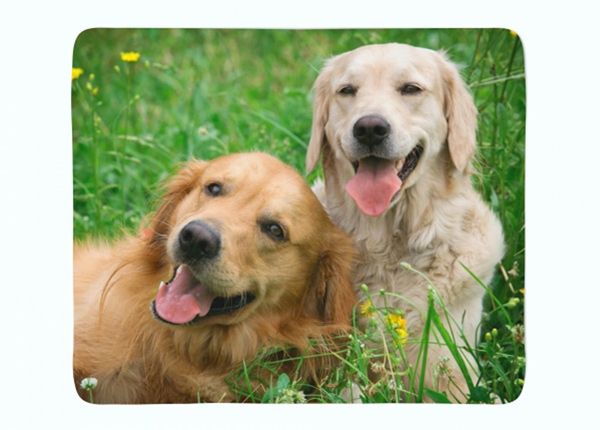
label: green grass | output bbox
[72,28,525,403]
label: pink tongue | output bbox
[345,158,402,217]
[154,265,215,324]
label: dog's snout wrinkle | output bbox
[179,220,221,261]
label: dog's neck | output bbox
[322,151,472,255]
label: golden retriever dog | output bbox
[74,152,356,403]
[306,43,504,401]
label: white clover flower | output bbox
[276,388,306,404]
[434,356,451,376]
[370,361,386,374]
[80,377,98,391]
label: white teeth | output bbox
[159,281,166,291]
[395,158,405,171]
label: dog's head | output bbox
[146,152,356,328]
[306,43,477,217]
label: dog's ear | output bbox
[306,61,334,174]
[437,52,478,173]
[304,227,357,324]
[147,160,207,250]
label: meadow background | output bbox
[72,28,525,403]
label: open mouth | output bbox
[347,144,423,217]
[150,265,255,326]
[397,144,424,182]
[350,144,423,179]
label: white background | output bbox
[1,0,599,428]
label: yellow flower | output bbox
[386,313,408,344]
[72,67,84,80]
[359,299,375,317]
[120,51,141,62]
[396,328,408,345]
[386,313,406,330]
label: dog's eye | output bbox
[260,221,286,242]
[205,182,223,197]
[399,83,423,95]
[338,85,357,96]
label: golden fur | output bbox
[306,43,505,401]
[74,152,356,403]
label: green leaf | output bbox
[261,387,276,403]
[275,373,290,392]
[413,291,435,402]
[424,389,451,404]
[430,311,475,392]
[469,386,492,403]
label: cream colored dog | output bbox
[306,43,504,401]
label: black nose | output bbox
[178,221,221,260]
[353,115,391,147]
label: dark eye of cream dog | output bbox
[260,221,286,241]
[399,83,423,95]
[338,85,357,96]
[205,182,223,196]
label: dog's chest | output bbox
[353,236,416,291]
